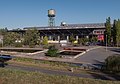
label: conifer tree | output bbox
[112,20,117,46]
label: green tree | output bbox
[105,17,111,45]
[69,35,75,44]
[45,45,59,57]
[90,36,98,43]
[0,28,8,35]
[3,32,20,46]
[24,28,40,47]
[112,20,117,46]
[112,19,120,46]
[116,19,120,46]
[78,37,89,46]
[42,36,48,45]
[78,38,84,45]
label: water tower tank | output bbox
[48,9,55,17]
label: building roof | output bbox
[24,23,105,30]
[67,23,105,28]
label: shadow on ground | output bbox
[87,71,120,81]
[88,59,120,81]
[108,48,120,53]
[93,59,104,64]
[0,63,8,67]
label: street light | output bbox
[106,35,107,51]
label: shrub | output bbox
[0,43,2,47]
[45,45,59,57]
[103,55,120,73]
[14,42,23,47]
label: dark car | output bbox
[0,55,12,67]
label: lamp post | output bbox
[106,35,107,51]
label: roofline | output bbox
[23,23,106,30]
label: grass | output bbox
[8,57,71,71]
[8,57,99,74]
[6,57,120,79]
[0,68,120,84]
[6,57,114,75]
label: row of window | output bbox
[93,30,104,34]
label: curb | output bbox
[27,49,48,55]
[73,51,86,59]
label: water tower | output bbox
[48,9,56,26]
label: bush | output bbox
[0,43,2,47]
[103,55,120,73]
[45,45,59,57]
[29,42,35,48]
[14,42,23,47]
[43,45,49,49]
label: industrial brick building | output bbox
[23,22,106,43]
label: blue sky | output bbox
[0,0,120,29]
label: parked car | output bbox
[0,55,12,67]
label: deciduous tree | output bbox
[69,35,75,44]
[112,19,120,46]
[42,36,48,45]
[105,17,111,45]
[3,32,20,46]
[23,28,40,47]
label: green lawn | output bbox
[0,68,120,84]
[8,57,71,71]
[7,57,102,74]
[7,57,120,76]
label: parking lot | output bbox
[75,47,120,64]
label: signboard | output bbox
[97,35,104,41]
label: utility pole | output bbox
[117,36,118,48]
